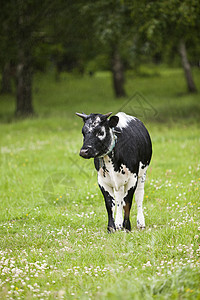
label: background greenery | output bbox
[0,0,200,114]
[0,68,200,299]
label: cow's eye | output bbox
[96,131,103,137]
[96,127,106,139]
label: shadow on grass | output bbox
[155,101,200,124]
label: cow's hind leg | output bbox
[99,184,115,233]
[135,170,147,229]
[123,187,135,231]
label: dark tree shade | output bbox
[1,62,12,94]
[0,0,57,116]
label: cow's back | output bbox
[110,112,152,174]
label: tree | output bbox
[0,3,16,94]
[1,62,12,94]
[15,0,57,116]
[128,0,200,93]
[111,48,126,98]
[179,40,197,93]
[48,1,98,79]
[159,0,199,93]
[84,0,133,98]
[0,0,57,116]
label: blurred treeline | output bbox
[0,0,200,116]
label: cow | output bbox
[76,112,152,232]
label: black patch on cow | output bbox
[111,118,151,173]
[95,116,152,174]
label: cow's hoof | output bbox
[123,219,131,232]
[137,219,145,230]
[107,226,116,233]
[137,225,145,230]
[122,228,131,233]
[115,225,123,231]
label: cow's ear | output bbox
[108,116,119,128]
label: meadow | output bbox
[0,67,200,299]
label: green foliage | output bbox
[0,70,200,298]
[86,55,111,73]
[127,0,200,64]
[89,0,131,46]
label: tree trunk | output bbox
[15,47,34,117]
[179,40,197,93]
[1,62,12,94]
[111,49,126,98]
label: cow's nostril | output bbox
[79,148,89,157]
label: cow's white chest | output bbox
[97,155,136,194]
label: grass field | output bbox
[0,67,200,299]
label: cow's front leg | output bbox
[99,184,115,233]
[114,187,125,230]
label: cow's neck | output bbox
[99,129,117,158]
[98,130,117,169]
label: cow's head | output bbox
[76,112,119,159]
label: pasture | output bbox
[0,67,200,299]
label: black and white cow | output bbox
[76,112,152,232]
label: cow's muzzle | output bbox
[79,148,91,159]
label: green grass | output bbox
[0,67,200,299]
